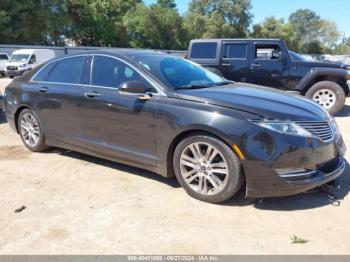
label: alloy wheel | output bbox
[20,112,40,147]
[179,142,229,195]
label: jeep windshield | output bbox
[288,51,311,62]
[132,55,229,90]
[9,54,30,63]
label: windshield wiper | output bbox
[175,81,234,90]
[175,84,212,90]
[214,81,235,86]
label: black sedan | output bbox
[3,51,347,203]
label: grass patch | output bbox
[290,235,308,244]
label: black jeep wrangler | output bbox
[187,39,350,114]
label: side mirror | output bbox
[119,81,152,101]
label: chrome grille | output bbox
[7,66,18,71]
[296,121,334,142]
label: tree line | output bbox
[0,0,349,54]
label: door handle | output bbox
[84,91,101,98]
[251,63,261,69]
[39,87,48,93]
[221,63,231,67]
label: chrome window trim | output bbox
[30,54,90,82]
[30,53,166,96]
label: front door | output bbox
[81,55,158,166]
[250,43,289,89]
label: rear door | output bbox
[250,42,289,89]
[32,55,89,145]
[220,41,251,82]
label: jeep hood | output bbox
[301,61,346,69]
[173,83,330,121]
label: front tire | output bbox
[18,109,48,152]
[173,134,243,204]
[305,81,345,115]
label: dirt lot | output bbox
[0,77,350,255]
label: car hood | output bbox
[173,83,330,121]
[300,61,345,69]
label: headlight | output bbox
[330,116,340,137]
[18,64,26,68]
[250,120,313,137]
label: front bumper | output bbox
[241,128,347,198]
[6,70,24,77]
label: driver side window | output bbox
[255,44,282,60]
[91,56,145,89]
[29,55,36,64]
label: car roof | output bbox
[191,38,281,42]
[63,49,171,60]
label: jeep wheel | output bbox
[173,134,243,204]
[305,81,345,115]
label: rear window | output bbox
[223,44,247,59]
[190,42,217,59]
[48,56,85,84]
[33,62,57,81]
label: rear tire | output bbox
[18,109,48,152]
[173,134,243,204]
[305,81,345,115]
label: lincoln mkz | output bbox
[4,51,347,203]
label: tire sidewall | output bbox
[18,109,47,152]
[305,81,345,115]
[173,135,243,204]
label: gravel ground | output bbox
[0,77,350,255]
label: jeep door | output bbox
[250,42,289,89]
[220,41,251,82]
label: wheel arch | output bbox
[14,105,33,133]
[300,73,349,96]
[165,128,244,180]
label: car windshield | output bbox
[9,54,29,63]
[288,51,307,62]
[132,55,229,90]
[0,54,8,60]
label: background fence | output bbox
[1,44,350,64]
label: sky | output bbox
[145,0,350,38]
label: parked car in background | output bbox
[6,49,56,78]
[187,39,350,115]
[4,51,346,203]
[0,53,9,77]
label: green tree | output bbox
[334,37,350,55]
[0,0,68,45]
[66,0,140,46]
[319,20,341,51]
[288,9,341,53]
[185,0,253,39]
[124,3,187,49]
[157,0,177,9]
[251,17,294,49]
